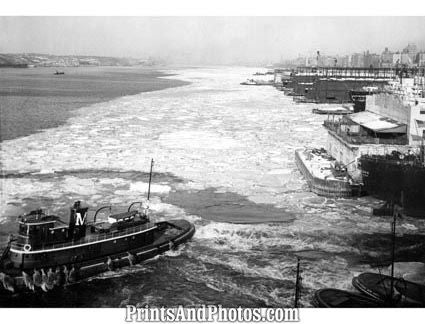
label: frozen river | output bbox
[1,67,425,307]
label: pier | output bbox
[275,66,425,104]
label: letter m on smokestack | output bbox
[75,210,87,226]
[70,201,88,226]
[68,201,89,240]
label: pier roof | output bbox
[348,111,407,133]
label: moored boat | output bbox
[395,278,425,306]
[312,106,352,115]
[352,272,424,307]
[312,288,383,308]
[295,148,363,198]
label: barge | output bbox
[295,148,362,198]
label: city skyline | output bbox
[1,17,425,65]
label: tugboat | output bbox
[0,160,195,295]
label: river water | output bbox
[1,66,425,307]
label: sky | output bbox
[1,16,425,65]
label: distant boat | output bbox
[240,79,273,86]
[312,106,353,115]
[240,79,258,85]
[54,70,65,75]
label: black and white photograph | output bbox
[1,1,425,322]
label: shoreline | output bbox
[0,66,190,142]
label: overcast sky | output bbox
[1,17,425,64]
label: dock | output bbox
[274,66,425,104]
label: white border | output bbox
[1,0,425,15]
[2,2,425,323]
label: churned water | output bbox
[1,67,425,307]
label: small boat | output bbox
[240,79,259,86]
[312,107,352,115]
[240,79,273,86]
[0,160,195,296]
[54,70,65,75]
[352,272,424,307]
[312,288,383,308]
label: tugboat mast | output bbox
[147,158,154,201]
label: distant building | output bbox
[392,52,402,66]
[351,53,364,68]
[336,55,350,67]
[363,51,381,68]
[285,44,423,69]
[401,53,414,66]
[402,43,418,66]
[403,43,418,55]
[418,53,425,67]
[381,47,394,68]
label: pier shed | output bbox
[323,88,425,181]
